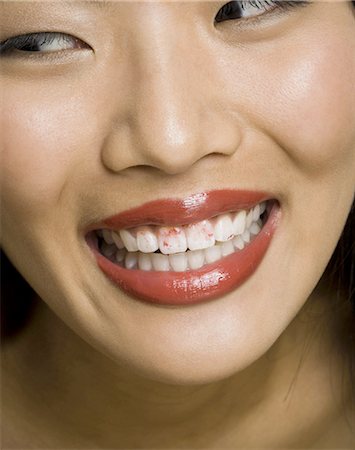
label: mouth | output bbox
[85,190,281,306]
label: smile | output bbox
[86,190,281,306]
[96,202,266,270]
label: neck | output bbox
[2,283,353,448]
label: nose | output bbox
[101,6,242,175]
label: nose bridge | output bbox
[102,4,241,175]
[130,10,201,169]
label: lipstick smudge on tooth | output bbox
[158,227,187,255]
[96,201,269,273]
[88,195,280,305]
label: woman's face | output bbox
[1,1,354,384]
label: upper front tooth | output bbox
[136,226,159,253]
[212,214,234,242]
[158,227,187,255]
[185,220,215,251]
[232,210,246,236]
[119,229,138,252]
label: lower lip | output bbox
[89,203,280,306]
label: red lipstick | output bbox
[87,190,281,306]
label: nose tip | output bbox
[102,99,242,176]
[100,15,242,176]
[135,111,202,175]
[128,96,233,175]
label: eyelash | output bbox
[0,32,88,56]
[0,1,310,58]
[215,0,310,23]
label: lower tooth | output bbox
[187,249,205,270]
[242,230,251,243]
[221,240,234,256]
[169,253,188,272]
[116,249,126,263]
[101,242,117,259]
[205,245,222,264]
[152,253,170,271]
[138,253,152,271]
[125,252,138,269]
[250,222,261,236]
[233,236,244,250]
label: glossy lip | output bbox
[87,189,273,231]
[85,190,281,306]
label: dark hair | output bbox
[324,201,355,312]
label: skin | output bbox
[1,1,355,447]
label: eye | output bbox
[215,0,308,23]
[0,32,90,56]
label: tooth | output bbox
[125,252,138,269]
[242,229,251,243]
[246,209,254,229]
[138,253,153,271]
[257,218,263,227]
[101,242,116,259]
[185,220,215,251]
[136,226,159,253]
[112,232,125,249]
[221,240,234,257]
[233,236,245,250]
[187,249,205,270]
[115,249,126,263]
[102,229,115,244]
[158,226,187,255]
[252,204,261,222]
[152,253,170,271]
[212,214,234,242]
[119,229,138,252]
[250,222,261,236]
[169,253,188,272]
[260,201,266,215]
[205,245,222,264]
[232,210,246,236]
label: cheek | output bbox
[0,87,95,220]
[261,34,355,174]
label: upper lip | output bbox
[86,189,275,232]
